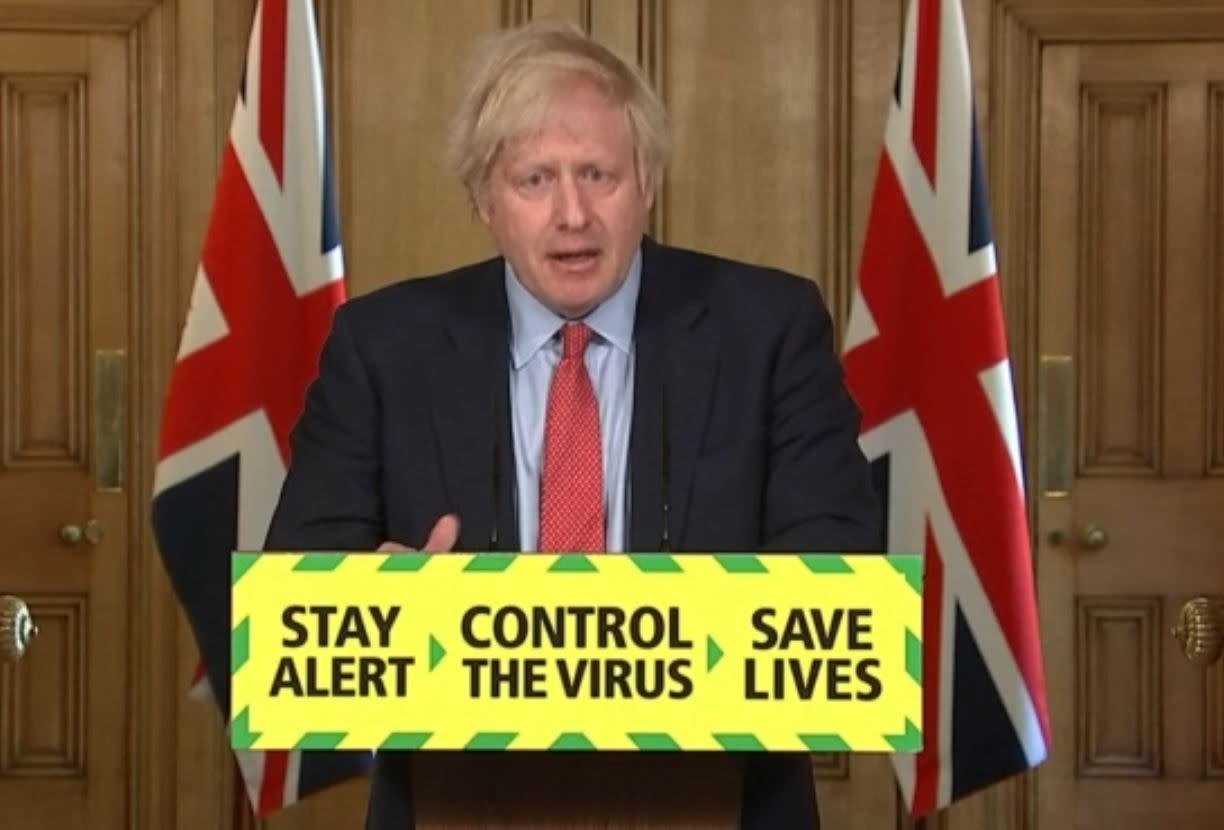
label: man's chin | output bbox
[540,276,613,318]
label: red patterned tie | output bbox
[538,322,604,552]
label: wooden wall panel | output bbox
[0,596,85,775]
[328,0,503,299]
[1161,77,1210,477]
[1205,615,1224,777]
[1078,85,1164,475]
[586,0,650,81]
[1075,597,1161,776]
[528,0,591,27]
[1,74,85,466]
[847,0,901,340]
[653,0,821,280]
[1211,85,1224,475]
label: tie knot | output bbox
[560,321,595,359]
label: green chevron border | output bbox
[231,707,258,749]
[296,732,347,750]
[230,550,923,754]
[233,727,924,753]
[714,554,767,573]
[550,732,596,750]
[466,732,518,750]
[231,617,250,674]
[234,551,911,576]
[232,552,259,585]
[885,719,923,752]
[628,554,682,572]
[548,554,598,572]
[464,553,518,572]
[906,627,922,684]
[629,732,681,750]
[380,732,433,750]
[799,734,851,752]
[379,553,431,571]
[293,552,348,571]
[886,554,924,594]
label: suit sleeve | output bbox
[264,304,385,551]
[761,278,884,553]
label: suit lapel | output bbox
[629,238,718,552]
[426,261,520,553]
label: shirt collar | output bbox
[504,246,641,369]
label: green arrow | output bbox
[707,636,724,671]
[429,635,446,670]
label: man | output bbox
[265,19,882,830]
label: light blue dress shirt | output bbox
[504,249,640,552]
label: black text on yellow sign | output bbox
[231,552,923,753]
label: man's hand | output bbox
[377,514,460,552]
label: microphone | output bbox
[660,381,670,552]
[490,381,503,552]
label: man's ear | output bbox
[475,189,493,226]
[639,166,657,212]
[642,176,657,213]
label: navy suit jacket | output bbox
[264,235,883,828]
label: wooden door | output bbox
[0,26,133,829]
[1037,40,1224,828]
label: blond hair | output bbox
[445,19,670,207]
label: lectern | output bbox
[407,751,743,828]
[231,550,924,829]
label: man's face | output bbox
[478,78,654,318]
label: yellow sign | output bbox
[230,552,922,754]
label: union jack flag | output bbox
[151,0,372,815]
[841,0,1051,816]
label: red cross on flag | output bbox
[151,0,372,816]
[841,0,1052,816]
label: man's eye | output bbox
[515,171,548,190]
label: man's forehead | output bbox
[498,114,632,162]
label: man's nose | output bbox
[553,175,591,231]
